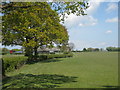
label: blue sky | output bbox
[64,2,118,50]
[1,2,118,50]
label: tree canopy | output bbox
[1,2,89,56]
[106,47,120,51]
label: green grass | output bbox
[3,52,118,88]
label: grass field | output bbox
[3,52,118,88]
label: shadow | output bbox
[2,73,77,89]
[26,59,63,64]
[40,59,63,63]
[101,85,119,89]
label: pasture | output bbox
[3,52,118,88]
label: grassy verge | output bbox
[2,52,118,88]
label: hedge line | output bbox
[2,53,73,73]
[2,56,28,73]
[29,53,73,61]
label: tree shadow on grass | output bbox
[2,73,77,89]
[26,59,63,64]
[101,85,119,89]
[40,59,63,63]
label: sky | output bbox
[63,2,118,50]
[0,1,119,50]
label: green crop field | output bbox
[3,52,118,88]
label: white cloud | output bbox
[99,42,107,46]
[105,17,118,23]
[86,1,102,14]
[106,30,112,34]
[63,2,101,29]
[64,14,98,28]
[106,3,118,13]
[78,16,98,27]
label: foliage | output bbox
[83,47,100,52]
[49,2,89,22]
[11,49,21,51]
[2,48,9,52]
[63,51,70,54]
[1,48,9,55]
[68,42,75,51]
[2,53,72,73]
[83,48,87,52]
[2,55,28,73]
[28,53,73,62]
[57,42,75,52]
[106,47,120,51]
[2,2,69,57]
[87,48,94,52]
[46,53,73,59]
[1,1,89,57]
[72,50,82,52]
[94,48,99,51]
[58,44,68,52]
[13,52,23,55]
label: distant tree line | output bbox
[106,47,120,51]
[82,48,101,52]
[72,50,82,52]
[82,47,120,52]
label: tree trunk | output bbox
[25,37,33,57]
[34,46,38,56]
[25,46,33,57]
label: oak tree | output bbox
[1,2,89,56]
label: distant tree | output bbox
[2,48,9,53]
[87,48,93,52]
[68,42,75,51]
[118,48,120,51]
[106,47,120,51]
[100,48,103,51]
[12,49,21,51]
[60,44,68,52]
[93,48,99,51]
[83,48,87,52]
[106,47,112,51]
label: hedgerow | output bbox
[2,55,28,73]
[2,53,73,73]
[29,53,73,61]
